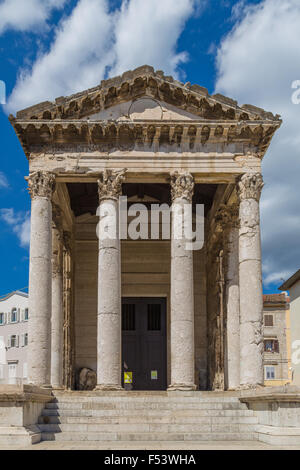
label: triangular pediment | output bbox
[85,97,203,122]
[13,65,281,123]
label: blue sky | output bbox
[0,0,299,296]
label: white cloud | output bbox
[215,0,300,288]
[0,172,9,188]
[0,208,30,247]
[110,0,197,77]
[0,0,67,34]
[6,0,202,113]
[7,0,114,112]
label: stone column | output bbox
[223,205,240,390]
[51,205,64,388]
[28,171,55,387]
[168,172,196,391]
[237,172,264,387]
[96,169,125,390]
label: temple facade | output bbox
[10,65,282,393]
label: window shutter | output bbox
[275,340,279,353]
[16,336,19,348]
[4,313,7,324]
[7,336,11,348]
[17,309,20,322]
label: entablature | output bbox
[12,118,279,159]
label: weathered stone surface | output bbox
[96,172,125,390]
[28,172,55,387]
[237,173,264,387]
[169,172,196,391]
[51,218,64,388]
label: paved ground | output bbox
[0,441,299,450]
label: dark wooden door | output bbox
[122,297,167,390]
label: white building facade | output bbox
[280,270,300,387]
[0,291,29,384]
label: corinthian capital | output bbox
[237,173,264,202]
[170,171,194,202]
[28,171,56,199]
[97,169,126,201]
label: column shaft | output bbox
[51,218,64,388]
[96,170,125,390]
[169,172,196,391]
[238,173,264,387]
[28,171,55,387]
[225,225,240,389]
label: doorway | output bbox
[122,297,167,390]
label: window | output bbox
[264,339,279,353]
[10,308,17,323]
[8,363,17,384]
[10,335,18,348]
[122,304,135,331]
[265,366,275,380]
[0,313,4,325]
[147,304,161,331]
[23,363,28,379]
[24,309,29,321]
[24,333,28,347]
[264,315,273,327]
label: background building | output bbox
[280,270,300,387]
[263,293,291,386]
[0,291,28,384]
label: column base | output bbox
[51,386,65,391]
[168,383,197,391]
[95,384,124,391]
[28,382,52,390]
[236,383,265,391]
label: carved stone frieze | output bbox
[12,121,279,158]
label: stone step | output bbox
[38,422,257,433]
[53,391,240,398]
[45,402,248,411]
[38,415,258,425]
[41,408,255,418]
[51,395,241,403]
[41,431,256,442]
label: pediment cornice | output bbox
[11,119,280,159]
[11,65,281,123]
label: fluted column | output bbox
[51,205,64,388]
[237,172,264,387]
[96,169,125,390]
[28,171,55,387]
[168,172,196,391]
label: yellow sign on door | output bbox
[124,371,132,384]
